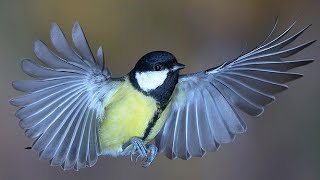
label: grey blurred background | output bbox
[1,0,319,180]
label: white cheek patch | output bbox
[135,70,169,92]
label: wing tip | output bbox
[298,59,315,67]
[306,23,313,29]
[306,39,317,46]
[164,150,177,160]
[50,22,60,33]
[299,40,317,51]
[41,152,77,171]
[252,107,265,117]
[21,59,33,73]
[33,39,45,53]
[11,80,20,91]
[9,97,18,106]
[50,22,64,41]
[21,59,30,67]
[292,73,304,80]
[72,21,82,35]
[97,46,103,54]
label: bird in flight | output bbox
[11,18,315,170]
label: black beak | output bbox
[171,62,185,71]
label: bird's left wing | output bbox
[156,20,316,160]
[10,23,122,170]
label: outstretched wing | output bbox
[156,20,316,160]
[10,23,122,170]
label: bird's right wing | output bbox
[10,23,123,170]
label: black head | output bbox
[129,51,185,106]
[133,51,185,73]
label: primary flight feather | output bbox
[10,19,315,170]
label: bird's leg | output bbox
[142,144,158,168]
[129,137,148,162]
[126,138,158,167]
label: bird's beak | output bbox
[171,62,186,71]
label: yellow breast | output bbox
[99,78,158,155]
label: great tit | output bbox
[10,19,315,170]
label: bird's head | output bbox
[130,51,185,92]
[129,51,185,104]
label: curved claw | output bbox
[135,154,142,162]
[143,144,158,167]
[130,150,135,162]
[129,137,147,162]
[142,162,151,168]
[127,138,158,167]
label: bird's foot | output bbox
[129,137,147,162]
[142,144,158,168]
[128,138,158,167]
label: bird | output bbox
[10,18,316,170]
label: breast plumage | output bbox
[99,78,158,156]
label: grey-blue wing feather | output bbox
[156,21,315,160]
[10,23,118,170]
[50,23,87,68]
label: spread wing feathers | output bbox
[156,20,315,160]
[10,23,119,170]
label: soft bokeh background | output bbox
[1,0,319,180]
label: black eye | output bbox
[154,64,161,71]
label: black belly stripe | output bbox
[142,105,166,140]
